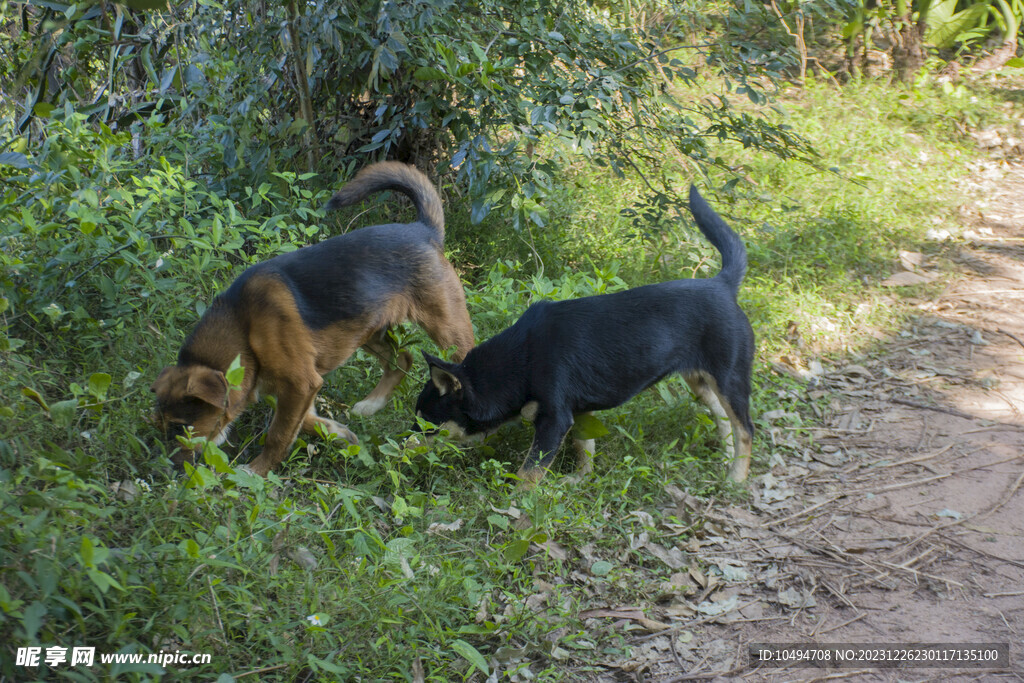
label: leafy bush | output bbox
[7,0,818,231]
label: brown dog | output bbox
[151,162,474,476]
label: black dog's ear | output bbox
[422,352,463,396]
[430,366,462,396]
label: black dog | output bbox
[416,185,754,487]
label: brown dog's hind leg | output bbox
[352,329,413,416]
[417,267,475,361]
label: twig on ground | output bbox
[875,558,964,588]
[630,600,758,643]
[669,631,687,672]
[899,458,1024,550]
[974,469,1024,522]
[859,471,952,494]
[895,544,939,570]
[762,495,844,528]
[984,590,1024,598]
[943,537,1024,569]
[892,397,979,420]
[818,611,867,635]
[818,578,857,611]
[858,452,1024,497]
[997,327,1024,350]
[728,615,790,624]
[875,444,953,469]
[961,425,1024,434]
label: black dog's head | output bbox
[414,352,476,438]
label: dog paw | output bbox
[237,461,272,477]
[321,420,359,444]
[515,466,546,491]
[351,397,387,416]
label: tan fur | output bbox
[152,164,474,476]
[684,371,752,482]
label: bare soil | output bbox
[600,161,1024,681]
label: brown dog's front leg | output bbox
[246,376,322,476]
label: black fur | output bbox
[416,185,755,484]
[209,224,438,331]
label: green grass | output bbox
[0,75,1016,680]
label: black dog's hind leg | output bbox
[516,409,574,489]
[565,412,596,484]
[685,372,753,483]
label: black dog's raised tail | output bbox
[324,162,445,238]
[688,185,747,293]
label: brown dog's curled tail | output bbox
[324,161,444,238]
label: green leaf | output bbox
[306,654,347,674]
[0,152,30,169]
[183,462,219,489]
[119,0,168,10]
[451,639,489,676]
[87,568,124,593]
[1005,57,1024,68]
[80,536,96,568]
[182,538,200,559]
[573,413,609,440]
[383,537,415,568]
[591,560,613,576]
[22,602,47,641]
[413,66,448,81]
[202,442,233,473]
[926,1,990,48]
[503,538,530,563]
[225,355,245,388]
[88,372,112,400]
[21,387,49,412]
[50,399,78,427]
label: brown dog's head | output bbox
[150,364,231,466]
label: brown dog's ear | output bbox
[184,366,230,407]
[423,353,463,396]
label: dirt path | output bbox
[618,161,1024,681]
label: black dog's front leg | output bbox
[516,409,573,488]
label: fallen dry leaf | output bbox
[898,250,926,271]
[580,607,645,620]
[644,542,688,570]
[426,518,464,534]
[533,540,569,561]
[637,617,672,632]
[881,271,936,287]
